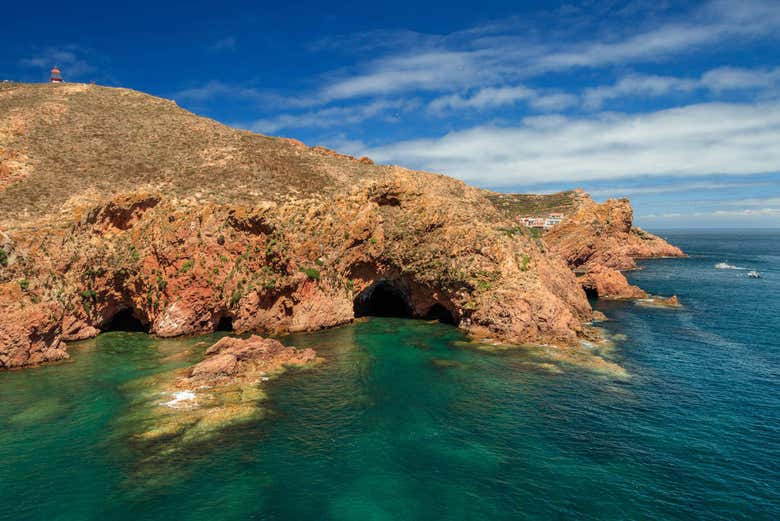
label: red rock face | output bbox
[0,294,68,369]
[545,196,685,299]
[183,335,317,387]
[0,171,602,369]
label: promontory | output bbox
[0,82,683,369]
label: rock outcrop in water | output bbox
[545,195,685,299]
[0,82,682,369]
[182,335,316,387]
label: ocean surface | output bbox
[1,230,778,520]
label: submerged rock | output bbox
[182,334,317,387]
[635,295,683,309]
[125,335,319,457]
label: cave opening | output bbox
[424,303,457,325]
[216,315,234,332]
[583,286,599,300]
[102,308,146,332]
[353,280,413,318]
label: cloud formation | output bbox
[244,98,420,133]
[19,46,96,79]
[366,100,780,186]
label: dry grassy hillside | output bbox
[486,190,587,219]
[0,82,383,226]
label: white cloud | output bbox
[701,66,780,92]
[712,208,780,216]
[19,46,95,79]
[318,51,495,101]
[428,86,535,114]
[243,99,419,133]
[721,197,780,207]
[175,81,265,102]
[528,93,579,111]
[587,181,774,197]
[640,208,780,220]
[309,1,780,103]
[365,100,780,186]
[583,67,780,109]
[428,86,578,115]
[584,75,699,109]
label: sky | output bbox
[2,0,780,228]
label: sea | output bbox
[1,229,778,520]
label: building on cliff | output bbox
[518,213,564,230]
[50,67,63,83]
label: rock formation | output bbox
[181,335,316,388]
[545,195,684,299]
[0,82,683,369]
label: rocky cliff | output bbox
[545,195,685,298]
[0,82,682,369]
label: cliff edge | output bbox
[0,82,682,369]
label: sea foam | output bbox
[161,390,197,408]
[715,262,744,270]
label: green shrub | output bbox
[0,247,7,267]
[19,278,30,290]
[520,254,531,272]
[180,259,195,273]
[497,226,524,238]
[80,289,97,300]
[229,289,243,307]
[129,245,140,263]
[299,267,321,281]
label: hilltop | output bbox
[0,82,682,369]
[0,82,378,225]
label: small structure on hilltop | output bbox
[518,212,566,231]
[50,67,63,83]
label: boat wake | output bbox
[714,262,745,270]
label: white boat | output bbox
[747,271,761,279]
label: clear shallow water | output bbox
[1,230,778,520]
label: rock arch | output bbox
[423,303,456,324]
[101,307,147,332]
[353,279,413,318]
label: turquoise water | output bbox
[1,230,778,520]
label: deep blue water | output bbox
[0,230,778,520]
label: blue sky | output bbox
[3,0,780,228]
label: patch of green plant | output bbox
[497,226,524,238]
[229,288,243,308]
[80,289,97,300]
[476,279,493,291]
[0,247,7,267]
[299,267,321,281]
[19,278,30,290]
[520,254,531,272]
[180,259,195,273]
